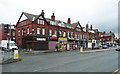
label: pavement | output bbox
[19,47,116,54]
[79,49,114,53]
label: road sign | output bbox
[92,40,96,43]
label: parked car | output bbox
[115,48,120,51]
[115,46,120,51]
[102,45,108,49]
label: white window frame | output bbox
[49,29,52,36]
[27,28,29,34]
[18,30,20,36]
[54,30,57,35]
[42,28,45,35]
[71,32,73,38]
[37,27,40,34]
[22,29,23,36]
[67,32,70,38]
[63,31,66,37]
[38,19,44,25]
[59,31,62,37]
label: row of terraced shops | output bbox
[15,10,98,51]
[22,35,88,50]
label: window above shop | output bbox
[37,27,40,34]
[42,28,45,35]
[49,29,52,36]
[18,29,20,36]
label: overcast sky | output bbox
[0,0,119,37]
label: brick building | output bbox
[99,31,115,46]
[15,10,98,50]
[0,24,15,44]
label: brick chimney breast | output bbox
[86,24,89,30]
[90,25,93,30]
[41,10,45,16]
[109,31,112,33]
[67,18,71,24]
[51,13,55,21]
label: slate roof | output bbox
[22,12,38,22]
[17,12,83,31]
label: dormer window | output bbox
[50,21,57,25]
[21,21,26,26]
[38,19,44,25]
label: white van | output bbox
[1,40,18,51]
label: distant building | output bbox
[0,24,15,44]
[99,31,115,46]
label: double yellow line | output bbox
[112,68,120,74]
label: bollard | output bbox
[30,49,32,52]
[14,49,19,59]
[80,47,83,52]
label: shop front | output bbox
[58,37,68,50]
[22,35,48,50]
[67,38,77,50]
[48,36,58,50]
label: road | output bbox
[2,49,118,72]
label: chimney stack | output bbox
[51,13,55,21]
[67,18,71,24]
[109,31,112,33]
[90,25,93,30]
[41,10,45,16]
[86,24,89,30]
[103,31,106,34]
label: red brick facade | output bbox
[99,31,115,46]
[15,10,100,49]
[0,24,15,44]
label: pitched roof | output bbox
[16,12,83,31]
[71,22,79,28]
[103,33,115,37]
[22,12,39,22]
